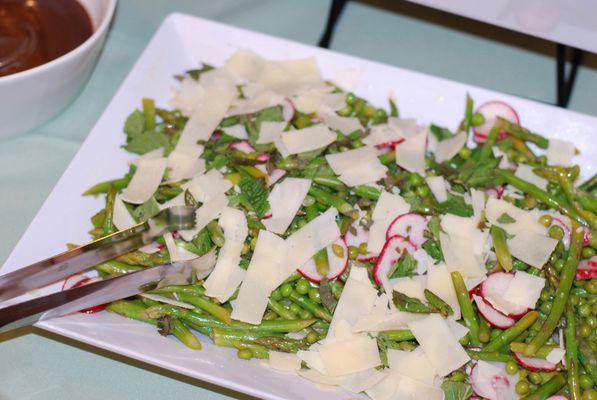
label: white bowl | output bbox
[0,0,117,138]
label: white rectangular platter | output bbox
[2,13,595,400]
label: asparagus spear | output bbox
[490,225,512,272]
[451,271,481,347]
[565,304,581,400]
[521,374,566,400]
[483,311,538,352]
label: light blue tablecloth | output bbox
[1,1,596,399]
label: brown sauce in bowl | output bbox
[0,0,93,77]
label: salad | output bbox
[77,49,597,400]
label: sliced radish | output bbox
[470,361,517,400]
[375,138,405,150]
[485,186,504,199]
[584,229,592,246]
[481,272,528,318]
[551,218,571,249]
[344,224,377,262]
[282,98,296,123]
[298,238,348,282]
[473,100,519,142]
[546,395,568,400]
[385,212,429,248]
[62,274,89,291]
[230,140,256,154]
[513,352,557,372]
[473,294,516,329]
[372,235,416,286]
[576,256,597,280]
[267,169,286,187]
[255,153,270,162]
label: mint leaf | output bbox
[497,212,516,224]
[238,176,270,218]
[192,228,214,257]
[437,193,473,217]
[124,110,145,139]
[441,381,473,400]
[124,130,170,155]
[132,197,161,222]
[389,252,418,278]
[430,124,453,141]
[422,239,443,262]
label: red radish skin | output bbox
[480,272,528,318]
[298,238,348,283]
[372,235,416,286]
[375,138,405,150]
[485,186,505,199]
[473,101,520,143]
[385,212,429,248]
[344,223,378,262]
[62,274,89,291]
[576,256,597,280]
[229,140,256,154]
[513,352,557,372]
[546,396,568,400]
[282,98,296,123]
[584,229,592,246]
[551,218,571,249]
[62,276,106,314]
[255,153,270,162]
[473,294,516,329]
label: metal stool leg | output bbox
[318,0,349,48]
[556,44,583,108]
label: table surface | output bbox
[1,1,596,399]
[406,0,597,54]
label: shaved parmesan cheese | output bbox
[166,145,205,182]
[387,347,436,385]
[322,92,346,111]
[367,190,410,253]
[471,188,486,224]
[176,83,236,149]
[257,121,287,144]
[548,138,576,166]
[223,49,266,83]
[388,118,422,138]
[187,169,233,203]
[231,230,287,324]
[297,349,327,374]
[262,178,311,234]
[503,271,545,309]
[366,372,400,400]
[426,176,448,203]
[140,293,195,309]
[434,132,467,162]
[339,369,388,393]
[318,334,381,376]
[333,67,361,91]
[546,348,566,364]
[203,207,248,302]
[391,276,426,302]
[413,248,433,274]
[267,351,301,372]
[223,124,248,140]
[394,374,444,400]
[363,124,403,147]
[440,232,487,278]
[121,157,167,204]
[280,124,336,155]
[292,90,325,114]
[285,208,340,276]
[395,128,427,174]
[297,369,341,387]
[427,263,461,320]
[228,90,283,116]
[515,164,548,190]
[191,247,217,280]
[446,319,469,339]
[353,310,424,333]
[318,110,362,135]
[170,77,204,116]
[485,198,546,235]
[112,194,136,230]
[325,146,387,187]
[178,192,228,241]
[507,230,557,268]
[158,193,185,211]
[274,135,291,159]
[407,314,470,377]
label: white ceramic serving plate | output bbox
[0,0,117,138]
[1,13,596,400]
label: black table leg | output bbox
[318,0,349,48]
[556,44,583,108]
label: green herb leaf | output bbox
[437,193,473,217]
[192,228,214,257]
[392,291,435,314]
[238,176,270,218]
[124,110,145,139]
[430,124,453,141]
[132,197,161,222]
[389,98,399,118]
[441,380,474,400]
[124,130,170,155]
[421,239,443,262]
[388,252,418,278]
[497,212,516,224]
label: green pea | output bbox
[582,247,596,259]
[587,315,596,329]
[579,374,594,389]
[306,331,319,344]
[299,309,313,319]
[237,349,253,360]
[374,108,387,120]
[337,105,352,117]
[280,283,293,297]
[450,371,466,382]
[516,380,530,395]
[458,146,472,160]
[364,105,376,118]
[358,242,368,255]
[263,311,277,321]
[579,303,592,318]
[295,279,310,295]
[538,215,553,227]
[528,267,542,276]
[539,301,552,314]
[408,173,423,187]
[580,323,592,337]
[352,139,364,148]
[592,302,597,315]
[588,280,597,294]
[549,225,565,240]
[271,288,282,301]
[308,288,321,303]
[540,289,552,302]
[553,259,565,272]
[529,372,543,385]
[348,245,359,260]
[490,329,502,340]
[471,112,485,126]
[416,185,430,198]
[289,303,302,314]
[332,243,345,258]
[570,294,581,306]
[583,389,597,400]
[505,361,519,375]
[345,92,356,105]
[513,260,529,271]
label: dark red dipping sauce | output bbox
[0,0,93,77]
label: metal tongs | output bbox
[0,206,196,333]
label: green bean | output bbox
[520,374,566,400]
[95,260,143,276]
[268,298,297,320]
[288,291,332,322]
[378,330,415,342]
[565,304,581,400]
[451,271,481,346]
[171,319,202,350]
[484,311,538,352]
[102,186,117,235]
[524,223,583,356]
[176,292,232,324]
[491,225,512,272]
[106,300,156,325]
[206,220,225,247]
[499,118,549,149]
[308,186,358,218]
[466,350,513,363]
[313,176,346,191]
